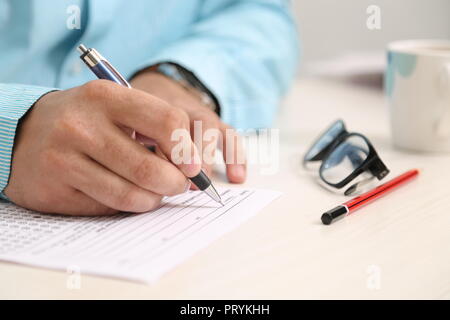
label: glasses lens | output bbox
[320,135,370,185]
[304,120,345,162]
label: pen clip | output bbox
[101,59,131,88]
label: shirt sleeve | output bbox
[136,0,300,129]
[0,84,56,197]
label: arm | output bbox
[140,0,300,129]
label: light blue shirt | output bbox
[0,0,299,194]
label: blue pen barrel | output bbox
[91,62,125,85]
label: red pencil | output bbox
[321,169,420,225]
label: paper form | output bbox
[0,188,281,284]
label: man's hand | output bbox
[4,80,202,215]
[130,71,247,185]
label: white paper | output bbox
[0,188,281,284]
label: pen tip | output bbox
[220,200,225,207]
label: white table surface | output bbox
[1,77,449,299]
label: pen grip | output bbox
[190,171,211,191]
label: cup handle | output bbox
[435,64,450,138]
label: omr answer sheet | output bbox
[0,188,280,284]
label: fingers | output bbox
[68,154,163,213]
[5,178,117,216]
[220,123,247,184]
[187,115,220,190]
[191,116,220,178]
[53,189,119,216]
[190,119,247,185]
[79,121,189,196]
[79,81,245,190]
[91,81,202,178]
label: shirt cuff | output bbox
[0,84,57,195]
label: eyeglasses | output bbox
[303,120,390,196]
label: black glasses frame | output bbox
[304,120,390,191]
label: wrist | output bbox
[130,69,213,114]
[132,63,220,116]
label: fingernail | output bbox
[233,165,246,178]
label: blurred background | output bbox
[292,0,450,76]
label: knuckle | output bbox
[115,186,162,213]
[53,111,96,147]
[114,186,139,211]
[132,158,156,188]
[80,80,116,101]
[54,118,73,138]
[168,175,189,195]
[164,107,189,131]
[160,176,184,196]
[132,158,186,196]
[39,149,65,171]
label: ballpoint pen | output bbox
[77,44,224,206]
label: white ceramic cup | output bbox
[386,39,450,153]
